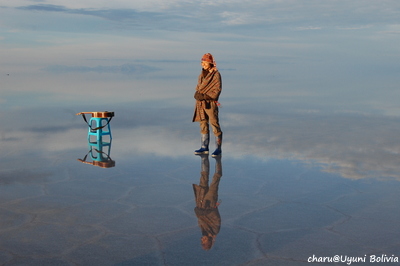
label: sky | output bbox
[1,0,400,180]
[1,0,399,113]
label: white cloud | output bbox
[2,0,400,34]
[337,25,372,30]
[380,24,400,34]
[1,0,192,11]
[220,11,247,25]
[295,26,322,31]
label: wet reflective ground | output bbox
[1,98,400,265]
[2,1,400,264]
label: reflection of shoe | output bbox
[199,154,210,172]
[211,148,221,157]
[195,147,209,155]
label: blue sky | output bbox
[0,0,400,111]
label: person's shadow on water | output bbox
[192,154,223,250]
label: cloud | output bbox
[220,11,253,25]
[16,4,164,22]
[379,24,400,35]
[8,1,399,34]
[18,4,66,12]
[42,63,161,75]
[337,25,372,30]
[295,26,322,31]
[381,30,400,35]
[11,3,208,33]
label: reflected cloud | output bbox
[224,111,400,181]
[0,132,20,142]
[192,155,223,250]
[111,105,400,181]
[1,0,399,190]
[2,102,400,181]
[27,125,75,134]
[0,170,51,185]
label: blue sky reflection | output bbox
[2,3,400,261]
[1,0,400,180]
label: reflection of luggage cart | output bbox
[76,111,114,142]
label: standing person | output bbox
[193,53,223,157]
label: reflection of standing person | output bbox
[193,155,223,250]
[193,53,223,157]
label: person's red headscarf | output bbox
[201,53,217,70]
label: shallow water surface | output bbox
[2,1,400,265]
[1,94,400,265]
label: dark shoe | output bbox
[195,147,209,155]
[211,148,221,157]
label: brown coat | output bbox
[192,69,222,122]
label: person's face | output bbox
[201,61,212,71]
